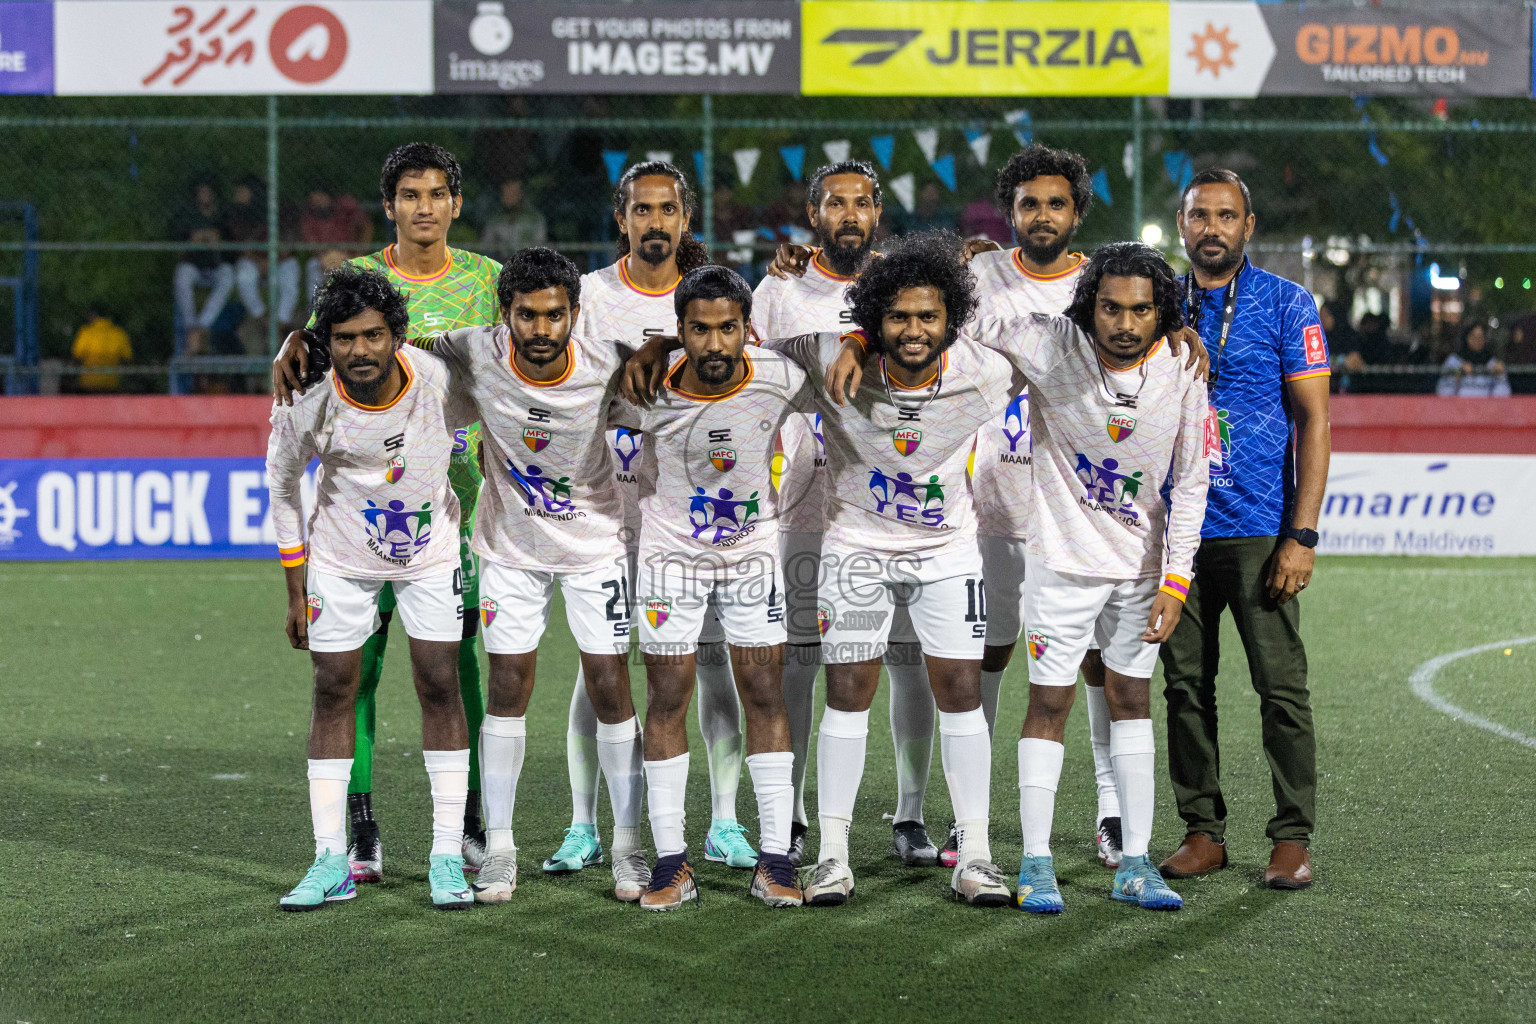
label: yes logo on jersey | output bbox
[817,604,834,637]
[1207,407,1234,485]
[1106,413,1137,443]
[1001,394,1030,455]
[523,427,551,453]
[709,447,736,472]
[385,455,406,483]
[360,500,434,562]
[645,598,670,629]
[892,427,922,456]
[1026,630,1048,660]
[307,594,324,624]
[507,459,575,514]
[611,428,642,473]
[1073,454,1143,521]
[868,467,945,526]
[688,486,759,544]
[480,597,498,628]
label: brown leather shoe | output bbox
[1264,841,1313,890]
[1159,832,1228,878]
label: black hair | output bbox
[674,265,753,323]
[1064,241,1183,342]
[994,144,1093,219]
[611,160,712,274]
[845,230,977,349]
[1181,167,1252,218]
[497,246,582,312]
[808,159,883,208]
[306,264,411,383]
[380,142,463,205]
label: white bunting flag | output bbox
[913,128,939,165]
[889,172,916,213]
[1123,141,1136,180]
[645,150,674,166]
[968,132,991,167]
[822,139,851,165]
[733,148,761,186]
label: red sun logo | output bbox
[1188,22,1239,77]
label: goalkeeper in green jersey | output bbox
[274,143,500,880]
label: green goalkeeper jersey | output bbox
[349,245,501,526]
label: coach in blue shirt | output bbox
[1158,169,1331,891]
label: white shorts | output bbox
[978,534,1028,647]
[782,531,918,646]
[1021,556,1161,685]
[306,568,463,653]
[637,563,786,655]
[819,542,984,664]
[478,559,631,656]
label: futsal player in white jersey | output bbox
[965,242,1210,913]
[967,145,1126,871]
[614,266,811,910]
[416,248,650,904]
[268,266,475,912]
[753,160,941,868]
[550,161,760,876]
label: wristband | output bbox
[279,544,307,568]
[1159,573,1190,603]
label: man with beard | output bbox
[267,266,475,911]
[549,162,761,877]
[752,160,941,869]
[1159,169,1331,890]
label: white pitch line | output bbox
[1409,636,1536,750]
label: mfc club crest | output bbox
[817,604,834,637]
[709,446,736,472]
[1026,630,1049,660]
[645,598,671,629]
[384,455,406,483]
[1106,413,1137,443]
[523,426,551,453]
[480,597,498,628]
[306,595,324,624]
[892,427,922,456]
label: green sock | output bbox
[348,586,393,796]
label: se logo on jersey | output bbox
[892,427,922,456]
[1106,413,1137,443]
[307,594,324,623]
[385,455,406,483]
[523,427,551,453]
[645,598,670,629]
[1026,630,1049,660]
[480,597,498,628]
[709,447,736,472]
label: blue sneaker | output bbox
[704,818,758,869]
[429,853,473,910]
[279,851,355,912]
[1113,854,1183,910]
[542,824,603,874]
[1015,854,1064,914]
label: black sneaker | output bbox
[347,819,382,883]
[1096,816,1124,869]
[787,821,808,869]
[939,822,959,869]
[891,820,939,866]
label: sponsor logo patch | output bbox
[1106,412,1137,443]
[480,597,498,628]
[709,446,736,472]
[817,604,833,637]
[384,455,406,483]
[892,427,922,456]
[1026,629,1048,660]
[1303,323,1328,365]
[523,427,551,453]
[645,598,670,629]
[307,594,324,624]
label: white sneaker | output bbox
[804,858,854,906]
[471,852,517,903]
[951,859,1013,907]
[1096,817,1124,869]
[612,850,651,903]
[462,830,487,874]
[346,821,382,884]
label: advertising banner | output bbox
[54,0,433,96]
[435,0,799,93]
[0,1,54,95]
[801,0,1168,96]
[1169,1,1532,98]
[1318,453,1536,557]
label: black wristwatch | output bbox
[1282,526,1319,548]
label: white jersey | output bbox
[429,325,628,575]
[610,348,814,576]
[763,331,1020,558]
[267,344,466,580]
[575,259,680,542]
[969,313,1209,582]
[969,248,1084,540]
[752,250,858,534]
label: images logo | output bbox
[307,594,324,624]
[1026,630,1048,660]
[709,447,737,472]
[645,598,670,629]
[523,426,551,453]
[1106,412,1137,443]
[892,427,922,456]
[385,455,406,483]
[480,597,498,628]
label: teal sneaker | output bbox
[279,851,355,912]
[542,823,603,874]
[704,818,758,869]
[429,853,474,910]
[1113,854,1183,911]
[1015,854,1064,914]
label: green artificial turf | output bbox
[1,557,1533,1023]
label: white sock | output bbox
[307,758,352,858]
[479,715,525,854]
[939,707,993,866]
[595,716,644,858]
[423,748,471,858]
[885,644,933,825]
[782,644,821,827]
[979,669,1005,738]
[566,672,600,827]
[1110,718,1156,859]
[1018,738,1065,858]
[695,643,743,821]
[644,753,690,857]
[1085,684,1121,823]
[746,751,795,856]
[816,707,869,864]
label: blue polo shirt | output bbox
[1190,259,1330,539]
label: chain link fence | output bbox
[5,91,1536,393]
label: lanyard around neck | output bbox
[1183,263,1242,389]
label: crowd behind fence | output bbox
[5,92,1536,395]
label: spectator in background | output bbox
[226,175,301,336]
[300,189,373,299]
[1505,311,1536,366]
[960,194,1011,245]
[900,182,958,234]
[1438,321,1511,397]
[477,177,547,258]
[171,176,234,354]
[70,308,132,393]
